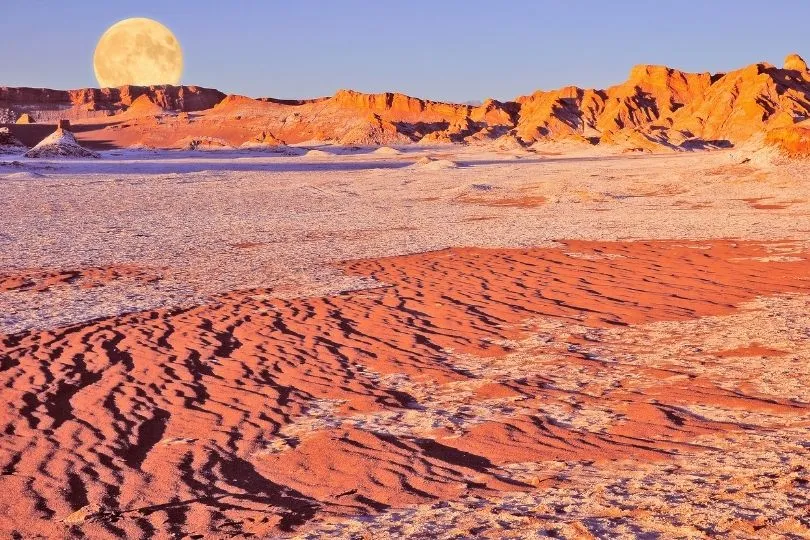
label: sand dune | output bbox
[2,240,808,537]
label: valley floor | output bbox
[1,145,809,538]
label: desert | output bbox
[2,9,810,538]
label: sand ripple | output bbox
[1,240,809,537]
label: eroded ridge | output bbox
[1,240,809,538]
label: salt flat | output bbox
[2,145,809,333]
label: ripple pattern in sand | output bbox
[1,240,809,537]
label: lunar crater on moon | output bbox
[93,17,183,88]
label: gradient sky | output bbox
[2,1,809,102]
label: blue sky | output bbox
[1,1,808,101]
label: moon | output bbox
[93,18,183,88]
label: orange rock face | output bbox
[339,113,413,145]
[513,66,712,144]
[765,125,810,157]
[5,54,810,152]
[784,53,808,71]
[663,63,810,143]
[123,94,166,116]
[0,85,225,124]
[331,89,469,121]
[599,65,713,131]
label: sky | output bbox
[2,1,809,102]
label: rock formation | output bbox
[178,136,233,151]
[784,53,808,72]
[764,125,810,157]
[513,65,712,144]
[124,94,168,116]
[331,89,469,121]
[0,85,224,123]
[8,54,810,153]
[256,130,284,145]
[0,127,26,153]
[24,127,100,158]
[15,113,34,124]
[661,62,810,143]
[338,114,413,145]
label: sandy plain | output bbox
[1,144,810,538]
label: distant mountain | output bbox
[3,54,810,152]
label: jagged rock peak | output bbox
[784,53,808,71]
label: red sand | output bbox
[1,240,809,537]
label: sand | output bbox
[1,145,810,538]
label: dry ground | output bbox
[1,145,809,538]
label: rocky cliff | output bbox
[0,85,225,123]
[4,54,810,152]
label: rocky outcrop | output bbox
[24,128,100,158]
[764,125,810,157]
[513,65,712,144]
[420,117,486,144]
[9,54,810,152]
[0,127,26,153]
[598,65,712,130]
[515,86,605,142]
[662,62,810,144]
[0,85,225,121]
[124,95,168,116]
[470,99,519,126]
[256,131,285,145]
[338,114,413,145]
[331,90,469,121]
[177,136,233,151]
[512,57,810,150]
[784,53,808,72]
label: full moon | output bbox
[93,18,183,88]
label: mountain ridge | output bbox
[3,54,810,152]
